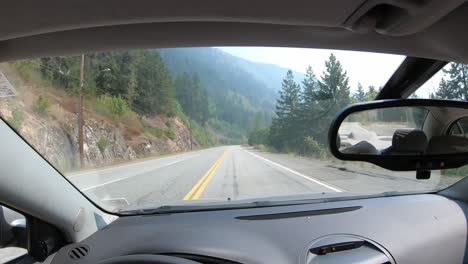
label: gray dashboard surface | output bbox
[51,194,468,264]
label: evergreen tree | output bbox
[126,64,138,108]
[133,50,176,116]
[365,85,378,101]
[302,65,318,103]
[354,83,366,102]
[174,72,210,124]
[190,74,210,124]
[268,70,302,150]
[299,65,321,139]
[436,63,468,100]
[309,53,351,143]
[275,70,301,119]
[175,72,193,115]
[317,53,350,109]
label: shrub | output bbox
[8,109,25,130]
[95,96,130,119]
[97,137,110,154]
[166,127,176,140]
[191,120,215,147]
[121,112,144,131]
[254,144,268,152]
[302,136,326,158]
[13,60,40,81]
[141,119,164,138]
[34,95,50,116]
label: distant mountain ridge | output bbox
[157,47,306,135]
[158,47,305,102]
[219,50,306,92]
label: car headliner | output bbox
[0,0,468,63]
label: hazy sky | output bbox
[217,47,441,97]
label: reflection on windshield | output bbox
[0,47,460,213]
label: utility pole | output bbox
[189,84,194,150]
[78,54,85,167]
[189,118,193,150]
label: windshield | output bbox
[1,47,461,214]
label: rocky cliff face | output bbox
[0,97,198,172]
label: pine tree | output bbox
[307,53,351,143]
[174,72,210,124]
[276,70,301,119]
[175,72,193,114]
[354,83,366,102]
[317,53,350,109]
[133,50,176,116]
[190,74,209,124]
[436,63,468,100]
[435,78,453,99]
[302,66,318,103]
[126,64,138,108]
[365,85,378,101]
[268,70,301,150]
[300,65,321,139]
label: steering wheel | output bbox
[96,254,202,264]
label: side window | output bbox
[449,118,468,138]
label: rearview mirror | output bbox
[329,99,468,172]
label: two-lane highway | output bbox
[67,145,447,211]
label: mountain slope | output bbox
[158,48,278,132]
[228,54,306,92]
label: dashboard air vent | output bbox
[68,245,90,260]
[306,235,394,264]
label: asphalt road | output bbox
[66,145,451,212]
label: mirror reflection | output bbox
[337,106,468,155]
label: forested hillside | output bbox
[12,48,289,148]
[159,48,276,136]
[2,50,215,170]
[39,50,177,116]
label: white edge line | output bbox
[80,156,195,191]
[67,152,204,178]
[244,150,343,192]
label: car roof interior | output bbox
[1,0,468,64]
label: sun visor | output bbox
[343,0,468,36]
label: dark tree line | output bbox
[249,53,379,156]
[159,48,274,135]
[174,72,210,125]
[40,50,177,116]
[434,63,468,100]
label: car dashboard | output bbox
[49,194,468,264]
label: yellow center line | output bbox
[183,149,229,200]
